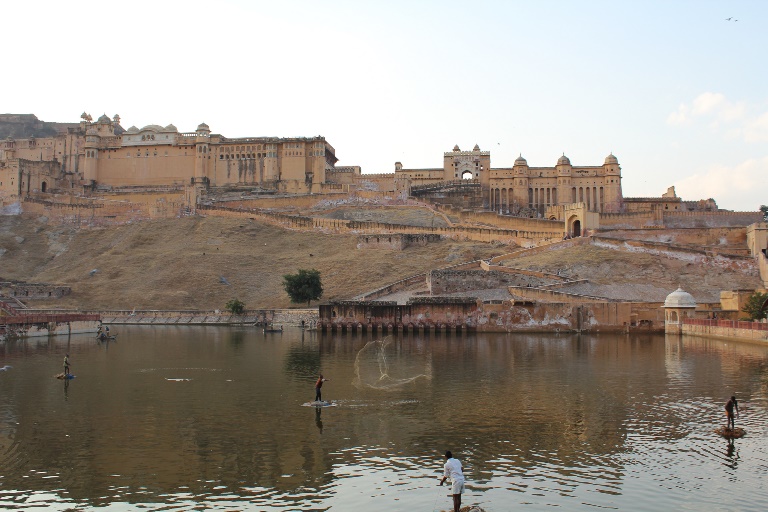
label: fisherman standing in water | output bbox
[439,450,465,512]
[315,374,330,402]
[725,395,739,430]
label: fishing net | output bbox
[353,336,432,390]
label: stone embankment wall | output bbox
[682,318,768,343]
[319,299,666,333]
[83,308,319,326]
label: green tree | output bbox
[225,298,245,315]
[283,269,323,306]
[760,205,767,221]
[741,291,768,321]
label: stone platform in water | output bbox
[715,426,746,438]
[301,400,336,407]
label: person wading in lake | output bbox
[439,450,465,512]
[315,374,330,402]
[725,395,739,429]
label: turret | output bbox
[83,127,100,184]
[512,155,529,208]
[602,153,622,212]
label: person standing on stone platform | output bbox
[315,374,330,402]
[725,395,739,429]
[439,450,465,512]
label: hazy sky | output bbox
[5,0,767,210]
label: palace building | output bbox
[395,144,623,215]
[0,113,350,201]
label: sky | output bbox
[4,0,767,211]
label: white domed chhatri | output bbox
[664,287,697,309]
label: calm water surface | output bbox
[0,327,767,511]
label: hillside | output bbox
[0,214,507,310]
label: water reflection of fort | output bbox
[0,329,767,508]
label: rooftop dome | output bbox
[604,153,619,165]
[515,154,527,165]
[557,154,571,166]
[664,287,697,308]
[97,114,111,124]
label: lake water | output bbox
[0,327,767,511]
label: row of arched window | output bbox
[489,186,606,212]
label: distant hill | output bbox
[0,114,79,139]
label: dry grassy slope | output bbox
[506,244,760,301]
[0,215,507,310]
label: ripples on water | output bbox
[0,329,767,511]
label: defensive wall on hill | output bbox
[198,204,564,244]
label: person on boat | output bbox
[63,354,71,376]
[315,374,330,402]
[725,395,739,429]
[439,450,465,512]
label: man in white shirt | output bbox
[439,450,465,512]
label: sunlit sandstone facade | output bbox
[0,113,347,200]
[394,144,623,214]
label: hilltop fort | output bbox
[0,113,766,338]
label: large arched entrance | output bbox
[572,219,581,237]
